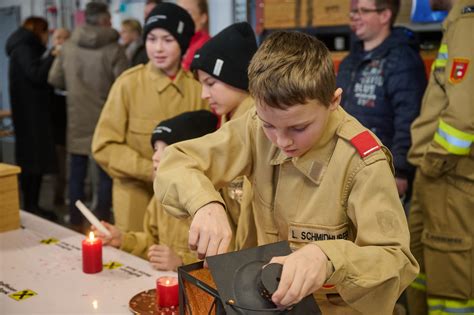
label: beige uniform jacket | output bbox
[121,196,196,266]
[92,63,207,232]
[220,96,258,250]
[155,106,418,314]
[120,97,255,264]
[408,0,474,180]
[406,0,474,306]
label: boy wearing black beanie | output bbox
[93,110,218,271]
[92,2,208,233]
[190,22,258,250]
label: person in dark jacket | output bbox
[6,16,57,220]
[337,0,427,203]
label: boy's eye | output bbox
[292,126,307,132]
[262,123,274,129]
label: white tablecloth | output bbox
[0,211,175,314]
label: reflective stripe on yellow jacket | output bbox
[155,106,418,314]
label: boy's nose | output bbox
[276,134,293,148]
[201,86,210,100]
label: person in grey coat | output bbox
[48,2,128,230]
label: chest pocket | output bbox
[128,118,156,156]
[253,179,279,244]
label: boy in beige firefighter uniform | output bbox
[94,111,218,271]
[406,0,474,314]
[92,3,207,232]
[155,32,418,314]
[190,22,258,250]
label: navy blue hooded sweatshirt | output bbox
[337,27,427,178]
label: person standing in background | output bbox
[48,2,128,232]
[337,0,426,204]
[178,0,210,70]
[92,3,208,233]
[50,28,70,206]
[6,17,58,221]
[119,19,142,64]
[407,0,474,314]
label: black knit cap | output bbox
[150,110,218,147]
[143,2,195,55]
[191,22,257,91]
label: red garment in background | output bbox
[182,30,211,71]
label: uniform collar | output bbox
[222,95,254,124]
[269,106,344,185]
[146,62,190,94]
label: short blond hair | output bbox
[248,31,335,109]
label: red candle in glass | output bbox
[82,231,103,274]
[156,276,179,307]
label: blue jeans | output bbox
[69,154,112,225]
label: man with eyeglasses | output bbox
[407,0,474,314]
[337,0,426,208]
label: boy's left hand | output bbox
[147,244,183,271]
[269,244,328,307]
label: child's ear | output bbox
[330,88,343,111]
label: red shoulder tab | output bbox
[350,131,381,157]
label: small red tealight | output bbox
[156,276,179,307]
[82,231,103,274]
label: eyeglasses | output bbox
[349,7,386,18]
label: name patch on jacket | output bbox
[289,224,348,242]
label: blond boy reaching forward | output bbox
[155,31,418,314]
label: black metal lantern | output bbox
[178,241,321,315]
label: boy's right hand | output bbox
[91,221,122,248]
[188,202,232,260]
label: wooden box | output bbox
[395,0,413,25]
[0,163,21,232]
[312,0,350,26]
[262,0,312,29]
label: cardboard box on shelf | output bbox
[261,0,311,29]
[395,0,412,25]
[313,0,350,27]
[0,163,21,232]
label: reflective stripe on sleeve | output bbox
[434,119,474,155]
[428,298,474,314]
[433,44,448,70]
[410,272,427,291]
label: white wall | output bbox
[0,0,45,21]
[208,0,233,36]
[0,0,236,36]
